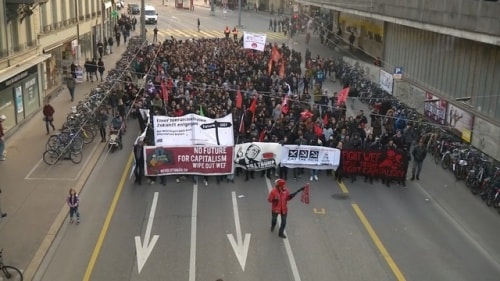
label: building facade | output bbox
[0,0,115,134]
[297,0,500,161]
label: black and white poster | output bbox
[234,142,281,171]
[281,145,341,170]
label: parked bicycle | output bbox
[0,249,23,281]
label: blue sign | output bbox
[393,67,403,79]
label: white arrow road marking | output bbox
[227,191,251,271]
[134,192,160,274]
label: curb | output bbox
[23,142,107,281]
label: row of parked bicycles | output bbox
[42,37,144,165]
[334,57,500,214]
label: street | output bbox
[33,2,500,281]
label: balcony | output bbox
[27,40,37,47]
[92,12,96,18]
[79,15,84,21]
[0,49,8,58]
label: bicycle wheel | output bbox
[43,150,60,165]
[70,151,83,164]
[2,265,24,281]
[80,129,95,144]
[442,154,451,170]
[46,135,59,150]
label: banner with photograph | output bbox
[424,92,447,125]
[281,145,341,170]
[379,69,394,95]
[446,104,474,143]
[243,32,267,51]
[153,113,233,146]
[340,149,410,181]
[234,142,281,171]
[144,146,233,176]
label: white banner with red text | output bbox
[280,145,341,170]
[243,32,267,51]
[144,146,233,176]
[153,113,234,146]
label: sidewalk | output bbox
[0,34,132,280]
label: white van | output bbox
[144,5,158,24]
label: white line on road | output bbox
[135,192,160,274]
[227,191,251,271]
[265,178,302,281]
[189,184,198,281]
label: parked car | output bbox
[128,3,140,14]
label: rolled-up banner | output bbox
[234,142,281,171]
[281,145,341,170]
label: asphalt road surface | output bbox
[34,2,500,281]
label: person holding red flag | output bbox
[268,179,306,239]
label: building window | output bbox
[51,0,58,26]
[41,4,48,31]
[25,16,34,47]
[61,0,67,21]
[78,0,84,21]
[11,22,20,52]
[69,0,76,23]
[91,0,95,15]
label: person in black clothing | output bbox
[411,139,427,181]
[133,138,145,185]
[97,41,104,58]
[197,18,200,32]
[153,26,159,42]
[90,58,98,82]
[84,59,92,82]
[97,58,105,81]
[115,30,121,47]
[70,62,77,78]
[107,37,114,54]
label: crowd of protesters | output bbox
[112,33,424,187]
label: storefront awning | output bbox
[0,54,51,83]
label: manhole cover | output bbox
[332,193,350,200]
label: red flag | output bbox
[281,95,289,114]
[268,57,273,75]
[300,110,313,120]
[279,60,285,79]
[314,124,323,137]
[236,91,243,109]
[323,114,328,126]
[258,129,267,142]
[271,45,281,63]
[239,112,245,134]
[161,80,168,103]
[337,87,350,106]
[249,97,257,123]
[301,183,310,204]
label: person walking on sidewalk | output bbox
[107,36,114,54]
[43,99,56,134]
[0,115,6,161]
[84,59,92,82]
[0,188,7,219]
[97,58,105,81]
[197,18,200,32]
[66,74,76,101]
[97,40,104,58]
[96,106,108,142]
[411,139,427,181]
[67,188,81,224]
[268,179,305,239]
[153,26,159,42]
[115,30,121,47]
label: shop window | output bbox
[0,88,16,132]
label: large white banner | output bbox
[380,69,394,95]
[281,145,341,170]
[234,142,281,171]
[243,32,267,51]
[153,113,234,146]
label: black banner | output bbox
[340,149,410,181]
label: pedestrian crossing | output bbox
[154,29,288,41]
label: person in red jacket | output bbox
[268,179,304,238]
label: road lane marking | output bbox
[337,180,349,193]
[313,208,326,214]
[189,184,198,281]
[265,178,301,281]
[351,203,407,281]
[227,191,251,271]
[82,153,134,281]
[135,192,160,273]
